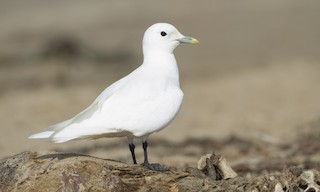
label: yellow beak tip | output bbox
[192,39,200,44]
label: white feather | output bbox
[28,131,54,139]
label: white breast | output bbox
[98,72,184,137]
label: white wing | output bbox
[29,75,130,142]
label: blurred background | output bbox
[1,0,320,166]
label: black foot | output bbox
[141,162,169,172]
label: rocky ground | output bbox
[1,128,320,191]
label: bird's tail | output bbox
[29,100,100,140]
[28,131,55,139]
[28,119,75,143]
[28,129,78,143]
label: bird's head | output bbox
[142,23,199,55]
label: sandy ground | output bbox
[0,0,320,169]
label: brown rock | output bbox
[0,152,319,192]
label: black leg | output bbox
[142,140,149,164]
[129,143,137,164]
[141,140,169,172]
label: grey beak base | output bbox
[178,36,200,44]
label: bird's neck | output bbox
[142,52,180,85]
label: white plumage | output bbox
[29,23,198,169]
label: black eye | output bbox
[160,31,167,36]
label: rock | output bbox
[197,153,238,180]
[197,154,211,171]
[297,170,320,192]
[0,151,319,192]
[0,152,203,192]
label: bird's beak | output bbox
[178,36,200,44]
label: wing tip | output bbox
[28,131,54,139]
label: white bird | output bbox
[29,23,199,171]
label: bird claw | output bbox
[141,162,169,172]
